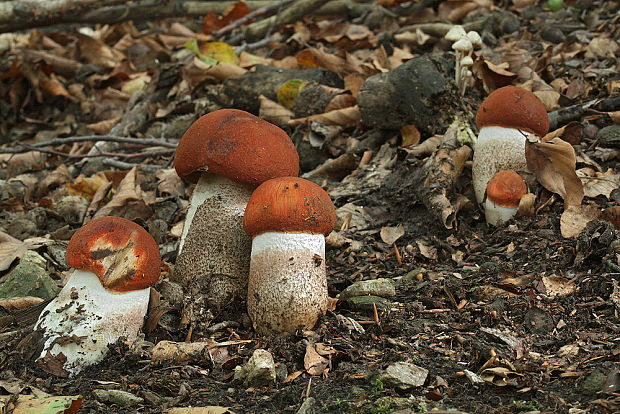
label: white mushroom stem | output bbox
[176,172,254,307]
[179,173,252,253]
[472,126,536,204]
[247,232,328,334]
[35,270,150,376]
[484,200,519,226]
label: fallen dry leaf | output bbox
[259,94,294,127]
[526,138,584,208]
[380,224,405,245]
[560,204,602,238]
[542,275,576,298]
[0,233,53,271]
[0,296,44,311]
[576,168,620,199]
[304,343,329,376]
[288,106,361,127]
[92,166,152,220]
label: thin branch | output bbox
[14,144,174,159]
[102,159,164,173]
[0,135,178,154]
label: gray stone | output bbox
[339,278,396,300]
[296,397,316,414]
[0,251,59,300]
[234,349,276,386]
[344,295,393,311]
[381,362,428,391]
[597,124,620,148]
[55,196,89,224]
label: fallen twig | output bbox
[0,135,178,155]
[102,159,165,172]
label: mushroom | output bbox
[34,216,161,376]
[174,109,299,308]
[484,170,527,226]
[472,86,549,204]
[243,177,336,334]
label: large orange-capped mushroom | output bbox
[243,177,336,334]
[34,216,161,377]
[174,109,299,309]
[472,86,549,204]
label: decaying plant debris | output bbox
[1,0,620,413]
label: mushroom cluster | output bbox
[445,26,482,95]
[34,216,161,376]
[243,177,336,334]
[472,86,549,205]
[174,109,299,308]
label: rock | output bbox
[381,362,429,390]
[275,362,288,383]
[344,295,393,311]
[158,280,184,308]
[339,278,396,300]
[296,397,316,414]
[5,217,38,240]
[234,349,276,386]
[596,124,620,148]
[223,66,344,114]
[579,368,608,395]
[522,307,555,335]
[541,26,566,43]
[0,250,60,300]
[357,56,453,135]
[93,389,144,407]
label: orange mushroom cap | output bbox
[476,86,549,137]
[65,216,161,293]
[244,177,336,237]
[486,170,527,208]
[174,109,299,185]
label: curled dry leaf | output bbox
[601,206,620,229]
[533,89,561,111]
[0,232,53,271]
[304,343,329,376]
[525,138,584,208]
[380,223,405,245]
[542,121,583,145]
[86,117,122,135]
[36,163,71,199]
[400,125,421,147]
[401,135,442,158]
[0,296,44,311]
[417,239,438,260]
[517,193,536,217]
[560,205,602,238]
[259,94,294,127]
[92,166,151,220]
[156,168,186,197]
[480,366,523,386]
[542,275,576,298]
[576,168,620,199]
[288,106,361,128]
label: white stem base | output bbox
[472,126,533,204]
[484,200,518,226]
[35,270,150,376]
[248,232,327,334]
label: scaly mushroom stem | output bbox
[176,173,254,306]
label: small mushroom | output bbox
[472,86,549,204]
[174,109,299,308]
[484,170,527,226]
[243,177,336,334]
[445,25,467,42]
[34,216,161,376]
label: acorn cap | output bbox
[486,170,527,208]
[476,86,549,137]
[243,177,336,237]
[65,216,161,292]
[174,109,299,185]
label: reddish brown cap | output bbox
[476,86,549,137]
[244,177,336,237]
[486,170,527,207]
[65,216,161,293]
[174,109,299,185]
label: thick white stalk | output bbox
[35,270,150,376]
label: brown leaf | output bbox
[380,224,405,245]
[401,125,421,147]
[156,168,186,197]
[473,60,518,93]
[0,296,44,311]
[92,166,152,221]
[0,232,53,271]
[542,275,576,298]
[87,117,122,135]
[288,106,361,127]
[324,94,357,112]
[560,205,602,238]
[304,343,328,376]
[259,94,294,127]
[525,138,584,208]
[601,206,620,229]
[36,163,71,198]
[542,121,583,145]
[576,168,620,199]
